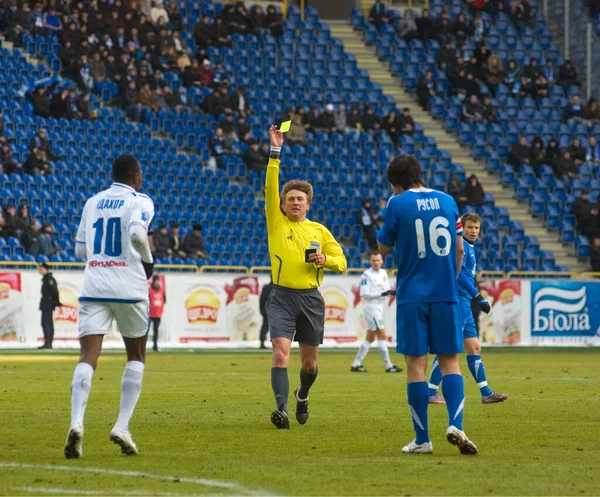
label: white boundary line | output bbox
[11,486,183,496]
[0,462,271,496]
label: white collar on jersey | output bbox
[111,182,135,192]
[408,187,434,193]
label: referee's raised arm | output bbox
[265,125,284,232]
[263,124,346,431]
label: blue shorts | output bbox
[460,299,478,339]
[396,302,464,357]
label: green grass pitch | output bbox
[0,348,599,496]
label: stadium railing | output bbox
[1,261,598,279]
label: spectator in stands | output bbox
[89,51,107,82]
[448,176,467,210]
[209,127,227,169]
[0,215,6,239]
[167,223,185,258]
[164,85,185,109]
[229,85,249,116]
[583,98,600,125]
[530,136,545,169]
[76,93,94,120]
[43,6,62,36]
[22,219,41,254]
[438,40,457,70]
[346,106,362,134]
[503,59,520,91]
[265,5,284,39]
[585,136,600,164]
[30,85,53,118]
[472,12,486,43]
[357,199,378,250]
[473,42,491,67]
[0,109,6,145]
[76,55,94,92]
[514,74,535,98]
[397,10,418,41]
[319,104,337,133]
[2,205,18,238]
[573,189,596,237]
[480,94,497,123]
[50,88,71,119]
[590,238,600,271]
[182,60,201,87]
[362,106,381,132]
[416,8,435,41]
[482,56,502,97]
[166,0,183,31]
[181,224,207,260]
[417,70,437,110]
[534,73,549,99]
[462,94,483,123]
[543,138,561,168]
[36,223,60,256]
[121,79,144,120]
[14,205,29,236]
[383,110,401,148]
[463,72,480,98]
[553,150,577,184]
[434,11,453,42]
[249,6,268,39]
[139,82,161,112]
[467,55,484,82]
[199,59,214,87]
[286,115,307,146]
[236,115,250,142]
[334,105,348,134]
[462,174,485,206]
[243,139,268,173]
[513,0,534,29]
[303,105,321,133]
[543,59,556,86]
[368,0,390,31]
[398,107,415,135]
[0,143,23,175]
[194,16,213,50]
[523,58,542,82]
[564,94,583,123]
[567,137,586,166]
[151,225,171,259]
[151,0,169,25]
[453,13,472,44]
[3,1,29,46]
[509,135,531,170]
[558,60,580,87]
[220,112,236,133]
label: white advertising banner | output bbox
[1,271,598,348]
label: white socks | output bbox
[115,361,145,431]
[352,339,371,367]
[70,362,94,428]
[377,340,393,369]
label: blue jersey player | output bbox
[428,213,508,405]
[377,155,478,455]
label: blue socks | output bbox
[407,382,430,444]
[428,356,443,396]
[467,354,493,397]
[441,373,465,431]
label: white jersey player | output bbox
[351,252,402,373]
[64,155,155,459]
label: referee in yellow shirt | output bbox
[266,125,347,429]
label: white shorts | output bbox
[364,305,385,331]
[78,299,150,339]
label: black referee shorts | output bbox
[266,285,325,346]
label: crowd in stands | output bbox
[150,222,207,261]
[1,122,61,177]
[0,203,61,256]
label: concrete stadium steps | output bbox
[328,20,588,272]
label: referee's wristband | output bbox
[269,146,281,160]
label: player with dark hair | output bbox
[378,154,478,455]
[428,213,508,404]
[64,154,155,458]
[266,125,347,429]
[351,251,402,373]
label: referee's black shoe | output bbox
[294,388,309,425]
[271,410,290,429]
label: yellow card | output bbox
[279,120,291,133]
